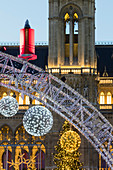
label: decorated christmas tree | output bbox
[53,121,83,170]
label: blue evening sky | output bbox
[0,0,112,42]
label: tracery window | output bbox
[2,150,12,170]
[100,92,105,104]
[107,92,112,104]
[32,143,46,170]
[35,150,45,169]
[15,125,30,142]
[0,125,13,141]
[64,11,79,65]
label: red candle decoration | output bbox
[18,20,37,61]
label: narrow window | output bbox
[107,92,112,104]
[19,93,23,105]
[25,96,30,105]
[100,92,105,104]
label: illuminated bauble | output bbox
[60,130,81,152]
[0,96,19,117]
[23,106,53,136]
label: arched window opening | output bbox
[100,92,105,104]
[35,150,45,169]
[107,92,112,104]
[19,149,29,170]
[25,95,30,105]
[74,21,78,34]
[10,92,13,97]
[73,13,78,64]
[64,11,79,65]
[1,125,12,141]
[65,21,70,35]
[64,13,70,65]
[15,125,30,142]
[3,92,7,98]
[19,93,23,105]
[64,13,70,35]
[35,93,40,105]
[2,150,12,170]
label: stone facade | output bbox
[48,0,96,68]
[0,0,113,170]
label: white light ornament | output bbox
[23,106,53,136]
[0,96,19,117]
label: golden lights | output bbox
[73,13,78,19]
[64,13,70,21]
[60,130,81,152]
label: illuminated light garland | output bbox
[0,96,18,117]
[23,106,53,136]
[60,130,81,152]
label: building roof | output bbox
[1,44,113,76]
[96,45,113,77]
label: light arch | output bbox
[1,53,113,169]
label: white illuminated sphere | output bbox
[23,106,53,136]
[0,96,19,117]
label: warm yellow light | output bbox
[73,13,78,19]
[19,93,23,105]
[35,93,40,104]
[107,92,112,104]
[64,13,70,21]
[100,92,105,104]
[25,96,30,105]
[3,92,7,97]
[60,130,81,152]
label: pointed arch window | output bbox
[35,150,45,169]
[2,150,12,170]
[35,93,40,105]
[19,93,23,105]
[1,125,13,141]
[15,125,29,142]
[64,13,70,35]
[64,11,79,65]
[3,92,7,98]
[107,92,112,104]
[74,13,78,35]
[25,96,30,105]
[100,92,105,104]
[10,92,13,97]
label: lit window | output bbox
[25,96,30,105]
[19,93,23,105]
[10,92,13,97]
[73,13,78,20]
[107,92,112,104]
[64,13,70,21]
[35,93,40,105]
[100,92,105,104]
[3,92,7,97]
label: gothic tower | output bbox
[48,0,96,69]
